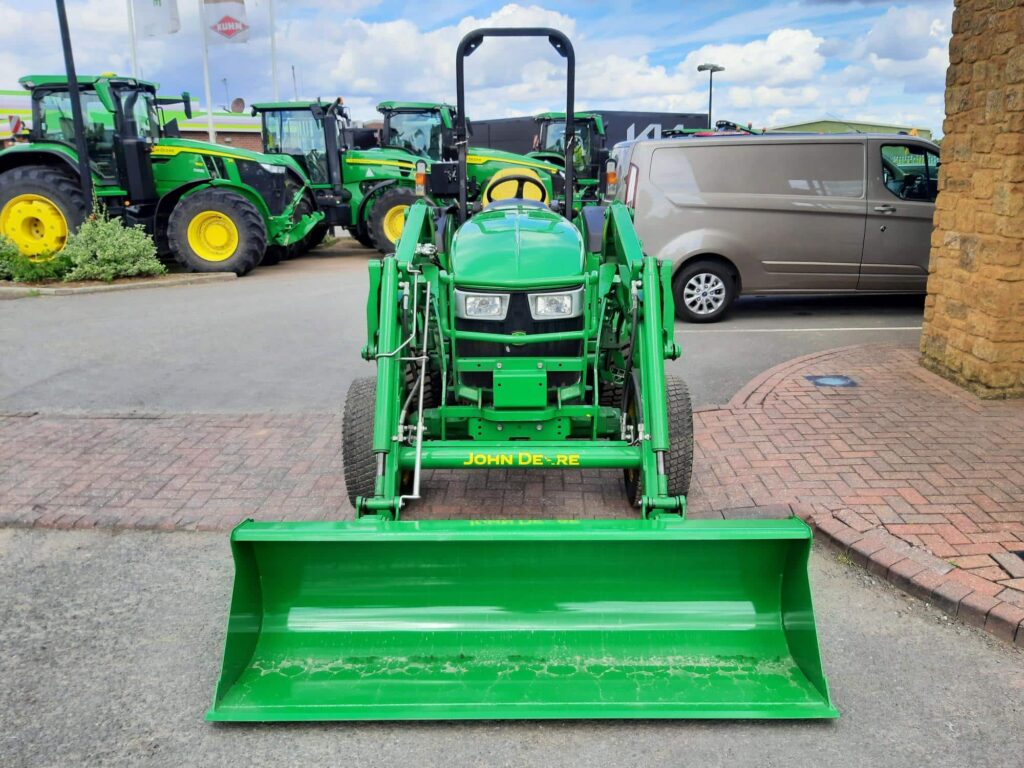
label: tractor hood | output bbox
[154,138,308,177]
[466,146,559,176]
[450,205,584,287]
[343,147,417,172]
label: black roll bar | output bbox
[455,27,574,223]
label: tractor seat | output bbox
[481,167,549,206]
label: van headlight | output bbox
[455,290,509,321]
[528,287,583,320]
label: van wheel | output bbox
[674,260,736,323]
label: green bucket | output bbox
[207,518,837,721]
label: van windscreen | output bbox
[650,143,864,198]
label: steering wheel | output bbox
[483,173,548,205]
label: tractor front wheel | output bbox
[343,376,379,508]
[0,165,86,259]
[369,187,418,253]
[346,224,375,249]
[623,373,693,506]
[168,189,266,275]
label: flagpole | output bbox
[269,0,279,101]
[197,0,216,142]
[125,0,139,78]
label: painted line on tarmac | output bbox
[677,325,923,333]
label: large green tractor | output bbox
[209,28,836,722]
[253,98,560,253]
[529,110,608,196]
[0,75,326,275]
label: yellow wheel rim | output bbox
[382,204,409,244]
[186,211,239,262]
[0,193,69,260]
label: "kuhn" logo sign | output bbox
[210,15,248,39]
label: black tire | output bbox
[623,373,693,506]
[0,164,86,258]
[369,187,418,253]
[260,245,286,266]
[303,220,330,252]
[342,376,378,508]
[404,358,442,409]
[167,188,266,275]
[346,224,375,249]
[673,259,737,323]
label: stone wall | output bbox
[920,0,1024,398]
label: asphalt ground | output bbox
[0,234,925,413]
[0,527,1020,768]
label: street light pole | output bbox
[697,63,725,130]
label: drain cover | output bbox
[805,375,858,388]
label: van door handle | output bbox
[874,204,896,213]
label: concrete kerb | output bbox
[0,272,236,300]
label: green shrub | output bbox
[0,237,73,282]
[0,236,16,280]
[62,207,165,282]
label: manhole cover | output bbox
[805,375,858,388]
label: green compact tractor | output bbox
[0,75,325,274]
[529,111,607,197]
[253,98,560,253]
[209,28,836,722]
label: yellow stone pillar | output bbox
[920,0,1024,397]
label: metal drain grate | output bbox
[805,375,858,388]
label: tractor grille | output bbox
[456,291,583,391]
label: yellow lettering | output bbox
[569,455,580,466]
[463,453,475,466]
[518,452,532,465]
[555,455,568,466]
[473,454,487,466]
[500,455,513,466]
[533,453,544,466]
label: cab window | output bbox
[264,109,328,183]
[37,90,116,178]
[880,144,939,202]
[385,111,443,160]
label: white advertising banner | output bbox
[132,0,181,37]
[204,0,251,44]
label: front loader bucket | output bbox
[208,518,837,721]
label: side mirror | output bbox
[163,118,181,138]
[182,92,193,119]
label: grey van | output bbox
[610,133,940,322]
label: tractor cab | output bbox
[530,112,606,187]
[377,101,457,161]
[252,100,348,186]
[21,74,179,203]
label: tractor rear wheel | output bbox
[167,189,266,275]
[343,376,379,508]
[623,373,693,506]
[0,165,86,259]
[369,187,418,253]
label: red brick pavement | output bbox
[1,343,1022,644]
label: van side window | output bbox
[880,144,939,202]
[649,143,864,198]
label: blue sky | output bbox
[0,0,953,133]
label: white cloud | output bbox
[682,28,825,87]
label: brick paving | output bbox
[1,343,1022,644]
